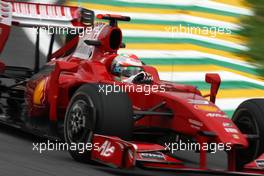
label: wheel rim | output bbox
[67,99,93,143]
[234,111,260,161]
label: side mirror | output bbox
[205,73,221,103]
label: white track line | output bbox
[119,49,255,69]
[216,97,264,111]
[115,0,252,16]
[94,10,241,30]
[158,71,264,87]
[122,29,247,51]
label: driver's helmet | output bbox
[111,54,143,78]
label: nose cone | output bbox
[187,99,248,148]
[198,108,248,148]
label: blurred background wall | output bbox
[2,0,263,117]
[66,0,262,117]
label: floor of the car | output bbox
[0,113,62,141]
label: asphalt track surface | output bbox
[0,124,229,176]
[0,0,230,176]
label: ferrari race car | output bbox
[0,1,263,175]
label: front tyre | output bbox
[64,84,133,162]
[232,99,264,170]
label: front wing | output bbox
[91,134,264,175]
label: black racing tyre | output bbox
[64,84,133,162]
[232,99,264,170]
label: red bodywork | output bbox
[0,1,263,175]
[244,154,264,174]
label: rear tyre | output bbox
[232,99,264,170]
[64,84,133,162]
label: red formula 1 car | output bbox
[0,1,263,175]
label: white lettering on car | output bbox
[97,140,115,157]
[225,128,239,133]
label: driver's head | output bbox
[111,54,143,78]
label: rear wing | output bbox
[1,0,94,28]
[0,0,94,53]
[0,0,11,53]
